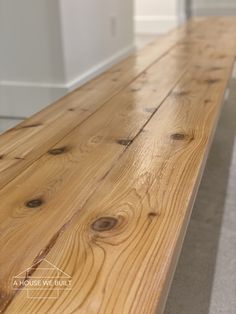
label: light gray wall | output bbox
[191,0,236,16]
[60,0,134,85]
[0,0,65,85]
[0,0,134,117]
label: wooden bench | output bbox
[0,17,236,313]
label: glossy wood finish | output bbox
[1,17,236,314]
[0,18,202,191]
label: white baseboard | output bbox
[0,44,135,118]
[135,15,178,34]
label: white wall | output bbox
[135,0,179,34]
[60,0,134,89]
[0,0,65,85]
[192,0,236,16]
[0,0,68,117]
[0,0,134,117]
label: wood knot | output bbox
[131,88,140,92]
[171,133,186,140]
[68,108,75,111]
[205,79,220,85]
[91,217,118,232]
[117,139,132,146]
[0,155,4,160]
[48,147,67,155]
[148,212,158,218]
[172,91,189,97]
[26,199,43,208]
[210,67,222,71]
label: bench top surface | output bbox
[1,17,236,314]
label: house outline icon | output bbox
[12,258,72,299]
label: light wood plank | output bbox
[0,49,188,311]
[6,56,234,314]
[1,17,236,313]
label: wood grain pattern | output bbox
[0,17,236,314]
[6,58,234,314]
[0,17,228,191]
[0,18,202,191]
[0,49,187,310]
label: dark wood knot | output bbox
[148,212,158,218]
[26,199,43,208]
[117,139,132,146]
[171,133,186,141]
[91,217,118,232]
[0,155,4,160]
[205,79,220,85]
[48,147,67,155]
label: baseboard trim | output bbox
[0,44,135,118]
[135,15,178,34]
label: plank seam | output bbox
[0,18,207,190]
[2,66,189,312]
[0,41,183,192]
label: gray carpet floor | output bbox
[164,77,236,314]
